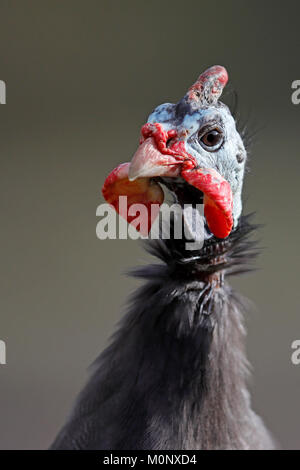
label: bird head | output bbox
[102,65,246,241]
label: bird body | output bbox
[51,66,275,450]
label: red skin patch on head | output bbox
[140,123,196,166]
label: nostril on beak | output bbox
[166,138,173,148]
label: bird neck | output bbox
[113,216,260,448]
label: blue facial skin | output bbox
[147,98,247,228]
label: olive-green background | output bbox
[0,0,299,449]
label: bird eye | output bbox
[199,128,224,151]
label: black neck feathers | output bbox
[51,214,274,450]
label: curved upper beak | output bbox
[128,137,182,181]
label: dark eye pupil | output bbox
[202,130,221,146]
[198,128,224,151]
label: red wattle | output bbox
[181,167,233,239]
[102,163,164,236]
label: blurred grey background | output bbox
[0,0,299,449]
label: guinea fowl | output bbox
[51,65,275,450]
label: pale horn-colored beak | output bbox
[128,137,182,181]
